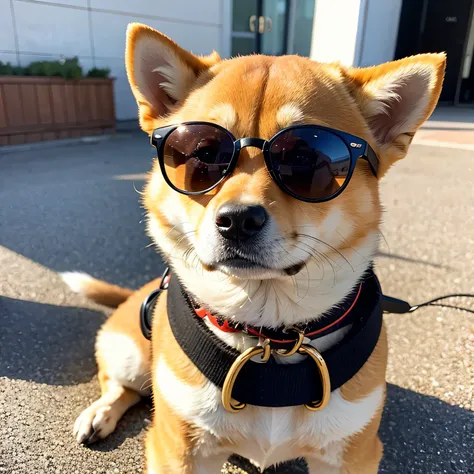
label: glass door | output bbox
[231,0,259,56]
[286,0,316,56]
[231,0,290,56]
[231,1,316,58]
[419,0,473,102]
[260,0,288,55]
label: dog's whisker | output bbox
[377,229,391,254]
[161,220,194,239]
[273,239,334,299]
[168,230,196,262]
[274,242,311,300]
[133,182,145,196]
[140,376,153,393]
[296,233,354,272]
[278,236,338,290]
[292,242,337,289]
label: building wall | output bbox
[309,0,402,67]
[0,0,229,120]
[310,0,364,66]
[356,0,403,67]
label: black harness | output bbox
[141,267,385,408]
[140,267,473,408]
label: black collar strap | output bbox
[235,282,363,348]
[164,269,383,408]
[141,268,364,349]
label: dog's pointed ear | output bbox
[345,53,446,176]
[125,23,220,133]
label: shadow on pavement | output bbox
[377,251,452,270]
[1,295,472,472]
[0,137,162,290]
[0,296,105,385]
[221,384,473,473]
[379,384,473,473]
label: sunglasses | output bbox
[150,122,379,203]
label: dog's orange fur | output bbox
[68,23,445,473]
[72,275,134,307]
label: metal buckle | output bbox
[221,336,331,413]
[275,329,305,357]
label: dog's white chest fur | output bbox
[150,212,383,468]
[156,330,384,469]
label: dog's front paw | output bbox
[74,405,117,445]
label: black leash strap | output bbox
[140,289,160,341]
[166,270,383,407]
[140,267,170,340]
[382,294,474,315]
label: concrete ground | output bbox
[414,106,474,150]
[0,120,473,473]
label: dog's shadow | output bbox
[378,384,473,473]
[220,385,474,474]
[0,296,106,385]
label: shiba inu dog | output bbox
[64,23,445,473]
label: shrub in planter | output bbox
[86,67,111,78]
[0,62,25,76]
[26,57,83,79]
[0,57,110,79]
[0,57,115,146]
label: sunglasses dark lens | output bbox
[268,128,352,201]
[162,124,234,193]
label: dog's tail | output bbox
[60,272,133,308]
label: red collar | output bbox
[194,283,363,344]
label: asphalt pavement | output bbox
[0,130,473,473]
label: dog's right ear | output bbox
[125,23,220,133]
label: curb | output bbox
[412,139,474,151]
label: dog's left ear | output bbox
[125,23,220,133]
[345,54,446,177]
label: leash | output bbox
[380,293,474,314]
[139,267,171,341]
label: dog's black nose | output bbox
[215,204,267,241]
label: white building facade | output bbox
[1,0,472,120]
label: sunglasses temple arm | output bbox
[362,144,379,177]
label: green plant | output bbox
[0,57,110,79]
[0,61,26,75]
[25,57,83,79]
[86,67,111,78]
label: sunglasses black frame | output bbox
[150,122,379,203]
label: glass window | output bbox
[289,0,315,57]
[231,37,257,56]
[233,0,258,32]
[261,0,288,56]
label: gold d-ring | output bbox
[221,345,266,412]
[298,345,331,411]
[222,343,331,413]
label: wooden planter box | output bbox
[0,76,116,146]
